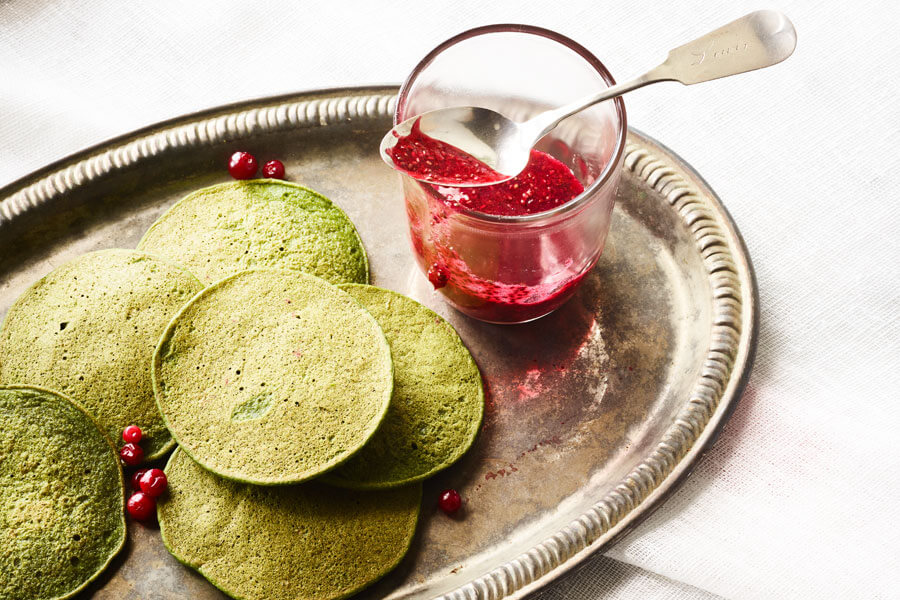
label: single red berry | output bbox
[438,489,462,515]
[122,425,142,443]
[262,160,285,179]
[139,468,168,498]
[119,443,144,466]
[228,151,258,180]
[131,469,148,491]
[126,491,156,521]
[427,263,449,289]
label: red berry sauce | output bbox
[427,257,589,323]
[401,128,588,321]
[228,151,258,180]
[438,489,462,515]
[122,425,142,443]
[387,118,507,186]
[263,159,285,179]
[126,492,156,521]
[426,263,449,289]
[436,150,584,216]
[139,468,168,498]
[119,443,144,466]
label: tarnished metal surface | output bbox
[0,86,756,600]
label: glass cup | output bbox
[396,25,626,324]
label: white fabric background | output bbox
[2,1,898,598]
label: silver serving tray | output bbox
[0,86,757,600]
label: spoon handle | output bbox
[524,10,797,140]
[659,9,797,84]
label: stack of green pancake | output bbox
[0,179,484,600]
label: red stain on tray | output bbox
[481,379,497,419]
[513,366,547,402]
[480,435,562,485]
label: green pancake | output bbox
[138,179,368,286]
[324,285,484,489]
[0,249,203,460]
[0,385,125,600]
[152,269,393,485]
[158,448,420,600]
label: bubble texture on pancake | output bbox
[158,448,420,600]
[0,385,125,600]
[0,249,204,459]
[324,285,484,489]
[138,179,368,286]
[152,270,393,485]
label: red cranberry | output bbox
[262,160,285,179]
[119,443,144,466]
[126,491,156,521]
[228,151,258,180]
[427,263,449,289]
[130,469,148,490]
[438,489,462,514]
[122,425,142,443]
[139,468,168,498]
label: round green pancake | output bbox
[0,385,125,600]
[324,285,484,489]
[159,448,420,600]
[0,249,204,460]
[138,179,369,286]
[152,269,393,485]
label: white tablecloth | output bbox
[2,1,898,598]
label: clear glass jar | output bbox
[396,25,626,323]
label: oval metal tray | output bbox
[0,86,757,600]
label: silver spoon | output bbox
[381,10,797,186]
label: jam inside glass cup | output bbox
[396,25,626,324]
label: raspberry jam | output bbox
[395,25,626,324]
[400,128,592,322]
[426,263,449,289]
[386,118,507,186]
[414,240,591,323]
[435,150,584,216]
